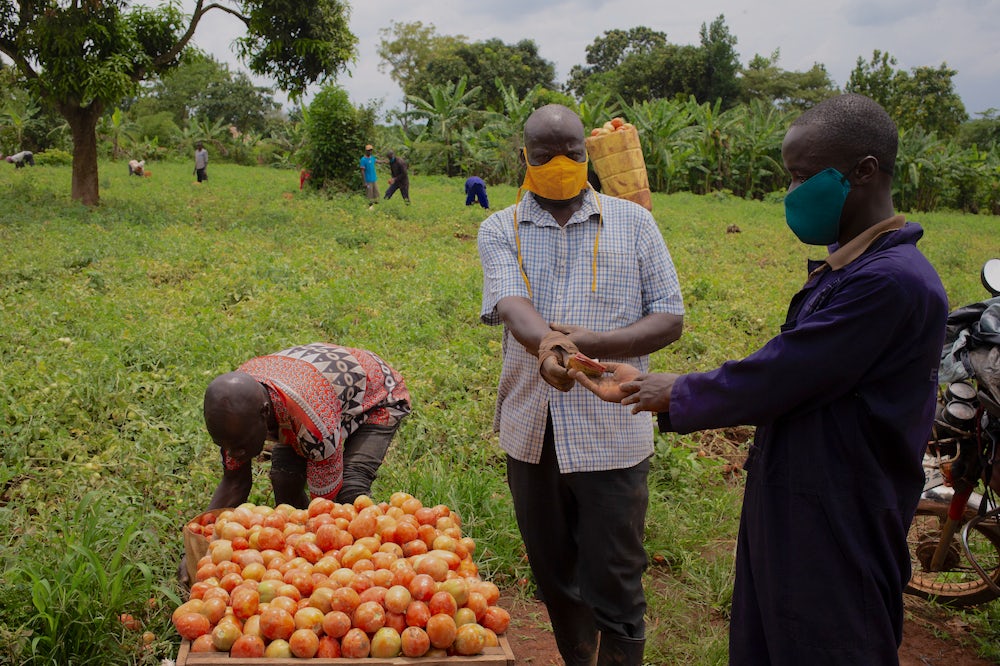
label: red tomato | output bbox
[428,590,458,617]
[401,626,431,657]
[289,628,320,658]
[340,627,371,658]
[173,611,210,641]
[352,600,386,634]
[426,613,457,649]
[482,605,511,634]
[405,599,431,628]
[229,634,265,657]
[408,573,436,602]
[316,635,342,657]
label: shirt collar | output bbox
[520,190,601,227]
[808,214,905,280]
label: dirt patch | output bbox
[501,594,561,665]
[502,593,993,665]
[899,596,994,666]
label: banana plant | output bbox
[405,77,482,177]
[97,107,138,160]
[0,93,42,150]
[725,99,790,198]
[895,127,945,212]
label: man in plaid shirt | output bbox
[478,104,684,665]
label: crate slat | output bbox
[176,636,515,666]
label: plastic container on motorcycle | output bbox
[982,258,1000,296]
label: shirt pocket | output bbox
[591,250,642,320]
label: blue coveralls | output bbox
[661,222,948,664]
[465,176,489,209]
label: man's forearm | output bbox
[496,297,550,356]
[207,474,252,510]
[583,313,683,358]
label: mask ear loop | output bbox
[513,185,602,297]
[513,188,532,297]
[588,184,602,293]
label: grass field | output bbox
[1,161,998,664]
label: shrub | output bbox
[33,149,73,166]
[302,84,374,191]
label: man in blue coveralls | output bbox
[465,175,489,209]
[571,93,949,665]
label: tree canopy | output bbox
[846,50,967,136]
[378,23,555,111]
[740,50,838,112]
[132,52,280,134]
[566,17,741,108]
[0,0,356,204]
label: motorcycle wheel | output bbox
[906,498,1000,607]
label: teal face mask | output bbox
[783,168,851,245]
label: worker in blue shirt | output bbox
[359,144,378,209]
[572,93,949,665]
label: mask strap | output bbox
[513,188,532,297]
[588,184,602,293]
[512,186,603,298]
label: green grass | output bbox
[1,161,998,665]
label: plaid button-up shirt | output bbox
[478,191,684,472]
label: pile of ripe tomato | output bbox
[174,492,511,658]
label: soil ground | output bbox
[502,593,995,665]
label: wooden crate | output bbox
[176,635,515,665]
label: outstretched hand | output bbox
[568,361,642,403]
[620,373,679,414]
[571,364,679,415]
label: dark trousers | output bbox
[507,415,649,664]
[269,422,400,506]
[384,177,410,202]
[196,167,207,182]
[466,183,489,209]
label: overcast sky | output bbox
[186,0,1000,117]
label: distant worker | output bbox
[194,142,208,182]
[5,150,35,168]
[465,176,489,209]
[128,159,146,176]
[382,150,410,204]
[359,144,379,209]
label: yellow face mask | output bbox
[521,154,589,201]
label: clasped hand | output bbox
[537,330,579,392]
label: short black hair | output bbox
[791,93,898,173]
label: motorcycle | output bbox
[905,258,1000,606]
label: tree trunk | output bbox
[62,103,104,206]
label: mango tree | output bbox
[0,0,356,205]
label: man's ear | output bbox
[855,155,879,183]
[518,148,526,167]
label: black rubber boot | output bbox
[555,632,598,666]
[596,633,646,666]
[546,606,599,666]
